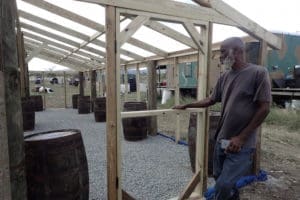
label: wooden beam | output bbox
[192,0,282,49]
[178,170,201,200]
[145,20,197,49]
[76,0,237,26]
[16,30,27,98]
[194,25,209,196]
[183,21,204,53]
[79,71,84,96]
[254,40,268,174]
[64,71,67,108]
[119,15,149,46]
[122,190,135,200]
[124,65,128,102]
[0,71,12,200]
[106,6,122,199]
[2,1,27,198]
[147,60,158,136]
[25,45,92,71]
[174,57,180,143]
[121,108,204,118]
[136,64,140,101]
[25,42,47,62]
[90,69,97,111]
[128,38,167,57]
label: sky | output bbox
[17,0,300,71]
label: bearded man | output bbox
[173,37,271,200]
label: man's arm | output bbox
[227,101,270,153]
[173,97,216,109]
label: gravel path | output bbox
[25,109,193,200]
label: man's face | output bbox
[220,46,235,70]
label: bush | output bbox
[265,107,300,131]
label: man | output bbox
[173,37,271,200]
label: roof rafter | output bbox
[21,0,191,57]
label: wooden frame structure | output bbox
[0,0,282,199]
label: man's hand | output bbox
[225,136,245,153]
[172,104,187,110]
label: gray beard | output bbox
[221,56,235,71]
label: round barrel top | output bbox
[25,129,80,142]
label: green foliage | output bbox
[265,107,300,131]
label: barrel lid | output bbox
[25,129,79,141]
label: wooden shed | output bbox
[0,0,281,199]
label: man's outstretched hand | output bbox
[172,104,187,109]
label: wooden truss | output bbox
[14,0,281,199]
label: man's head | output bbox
[220,37,246,69]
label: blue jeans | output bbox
[213,142,254,200]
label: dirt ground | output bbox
[158,114,300,200]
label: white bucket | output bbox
[161,89,172,104]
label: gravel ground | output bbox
[25,109,193,200]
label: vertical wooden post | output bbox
[64,71,67,108]
[90,69,97,111]
[174,57,180,143]
[195,24,209,196]
[79,71,84,96]
[16,28,26,98]
[106,6,122,200]
[136,64,141,101]
[124,65,128,102]
[42,71,46,110]
[147,61,158,136]
[0,73,12,200]
[203,22,213,192]
[99,69,103,97]
[254,40,268,174]
[1,0,27,198]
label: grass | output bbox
[264,107,300,131]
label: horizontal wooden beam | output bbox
[76,0,237,26]
[121,108,204,118]
[193,0,282,49]
[25,42,47,62]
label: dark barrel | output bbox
[122,102,148,141]
[24,129,89,200]
[72,94,79,109]
[22,97,35,131]
[30,95,43,111]
[188,111,221,175]
[78,96,91,114]
[94,97,106,122]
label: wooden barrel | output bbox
[72,94,79,109]
[78,96,91,114]
[122,102,148,141]
[188,111,221,175]
[22,97,35,131]
[30,95,43,111]
[24,129,89,200]
[94,97,106,122]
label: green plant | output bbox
[265,107,300,131]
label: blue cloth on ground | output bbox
[204,170,268,200]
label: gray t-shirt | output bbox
[210,64,271,148]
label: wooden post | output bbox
[1,0,27,198]
[202,22,213,192]
[79,71,84,96]
[90,69,97,111]
[174,57,180,143]
[16,28,26,98]
[0,72,12,200]
[106,6,122,199]
[195,24,209,196]
[25,63,30,97]
[42,71,46,110]
[254,40,268,174]
[147,61,158,136]
[136,64,141,101]
[99,69,103,97]
[64,71,67,108]
[124,65,128,102]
